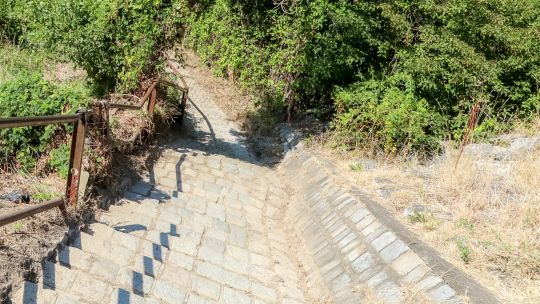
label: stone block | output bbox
[56,246,92,271]
[428,284,457,302]
[417,275,443,290]
[250,282,278,302]
[167,250,194,271]
[380,240,408,263]
[71,271,111,302]
[350,252,375,274]
[191,275,221,300]
[223,269,250,291]
[221,287,250,304]
[403,264,430,284]
[372,231,397,252]
[152,280,187,304]
[115,268,154,296]
[391,250,424,276]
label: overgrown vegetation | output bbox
[2,0,183,93]
[0,73,89,171]
[181,0,540,154]
[3,0,539,158]
[0,0,184,173]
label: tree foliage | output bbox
[2,0,540,155]
[182,0,540,154]
[2,0,184,93]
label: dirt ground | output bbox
[0,174,67,301]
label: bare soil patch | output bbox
[0,173,67,301]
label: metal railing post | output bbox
[148,87,157,118]
[181,90,188,116]
[66,110,87,207]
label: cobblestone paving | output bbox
[13,147,314,304]
[11,60,322,304]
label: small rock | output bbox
[0,191,30,204]
[377,186,396,198]
[403,205,429,217]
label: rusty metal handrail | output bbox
[0,114,80,128]
[0,198,64,227]
[107,79,159,110]
[0,71,189,228]
[0,111,87,224]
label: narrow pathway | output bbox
[11,61,317,304]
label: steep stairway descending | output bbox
[9,55,493,303]
[11,146,323,304]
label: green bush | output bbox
[334,73,445,154]
[182,0,540,154]
[47,143,70,178]
[0,0,25,42]
[0,73,89,170]
[3,0,540,156]
[9,0,184,93]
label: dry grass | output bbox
[400,284,433,304]
[352,283,433,303]
[312,133,540,303]
[0,171,64,206]
[179,49,254,123]
[0,171,67,300]
[352,284,385,304]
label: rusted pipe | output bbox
[66,110,87,207]
[148,88,157,118]
[0,114,80,129]
[108,80,159,110]
[0,198,64,227]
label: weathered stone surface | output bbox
[428,284,457,302]
[380,240,409,263]
[191,275,221,300]
[222,287,250,304]
[153,279,188,303]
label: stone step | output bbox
[11,281,67,304]
[102,219,202,267]
[79,222,171,266]
[54,239,164,302]
[14,260,114,304]
[71,230,138,267]
[13,269,164,304]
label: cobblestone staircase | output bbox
[10,57,496,304]
[13,148,317,304]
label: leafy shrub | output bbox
[182,0,540,154]
[10,0,184,93]
[0,0,25,42]
[334,73,446,154]
[0,73,89,170]
[47,143,70,178]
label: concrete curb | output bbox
[278,127,498,304]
